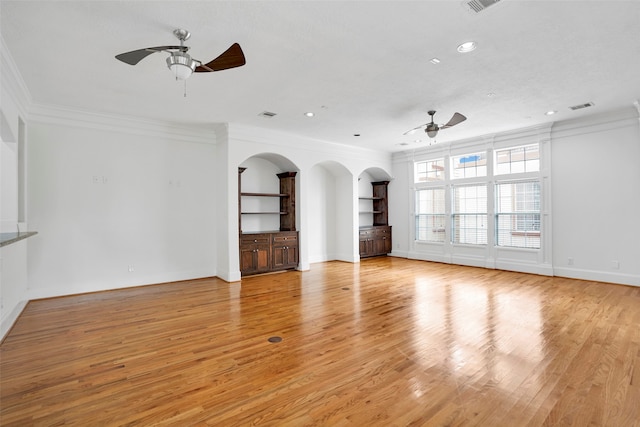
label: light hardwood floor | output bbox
[1,258,639,426]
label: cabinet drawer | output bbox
[359,229,374,240]
[240,234,270,245]
[375,226,391,237]
[272,232,298,244]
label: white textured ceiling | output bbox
[2,1,640,152]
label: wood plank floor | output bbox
[1,258,639,426]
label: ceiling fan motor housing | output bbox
[425,124,439,138]
[166,52,197,80]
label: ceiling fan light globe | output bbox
[426,129,438,138]
[166,53,196,80]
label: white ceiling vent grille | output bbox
[465,0,502,13]
[259,111,277,118]
[569,102,595,111]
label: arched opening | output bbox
[309,161,354,263]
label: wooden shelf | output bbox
[241,192,289,197]
[359,211,382,214]
[241,212,288,215]
[359,197,384,201]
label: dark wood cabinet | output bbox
[240,231,299,275]
[359,180,391,258]
[239,168,299,276]
[359,225,392,258]
[271,231,299,270]
[277,172,296,232]
[371,181,389,226]
[239,233,271,275]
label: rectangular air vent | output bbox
[259,111,277,118]
[465,0,501,13]
[569,102,595,111]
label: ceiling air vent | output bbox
[465,0,501,13]
[259,111,277,118]
[569,102,595,111]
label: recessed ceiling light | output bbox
[430,57,441,64]
[545,110,557,116]
[304,112,314,117]
[457,41,477,53]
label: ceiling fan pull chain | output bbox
[183,79,187,98]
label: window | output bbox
[416,188,446,242]
[495,181,540,248]
[451,152,487,179]
[452,185,487,245]
[495,144,539,175]
[415,158,445,182]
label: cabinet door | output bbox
[272,243,298,269]
[272,245,287,269]
[240,234,271,275]
[359,229,374,257]
[373,237,387,255]
[272,232,298,270]
[240,244,270,274]
[383,234,392,254]
[285,243,299,266]
[240,246,257,274]
[373,226,391,255]
[255,245,270,272]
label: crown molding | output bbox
[27,102,219,145]
[550,105,639,141]
[2,35,217,145]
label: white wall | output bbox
[25,116,218,299]
[551,109,640,285]
[391,107,640,286]
[308,164,337,263]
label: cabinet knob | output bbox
[254,239,258,243]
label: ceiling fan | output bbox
[404,110,467,138]
[115,29,245,80]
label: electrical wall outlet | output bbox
[128,265,135,272]
[568,257,574,265]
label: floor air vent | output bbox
[259,111,277,118]
[465,0,501,13]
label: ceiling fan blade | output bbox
[115,46,186,65]
[403,124,427,135]
[194,43,246,72]
[441,112,467,129]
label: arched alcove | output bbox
[239,153,299,233]
[358,166,392,182]
[240,152,299,173]
[309,161,355,263]
[358,166,392,227]
[358,166,393,258]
